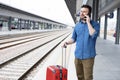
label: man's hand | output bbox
[84,15,96,36]
[62,42,68,48]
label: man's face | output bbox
[80,8,89,19]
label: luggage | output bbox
[46,65,67,80]
[46,47,67,80]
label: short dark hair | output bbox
[81,5,92,17]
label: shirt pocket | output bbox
[76,27,84,35]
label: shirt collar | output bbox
[79,19,86,24]
[79,19,92,24]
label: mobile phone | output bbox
[83,16,87,21]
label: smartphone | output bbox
[83,16,87,21]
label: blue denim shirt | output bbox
[72,20,100,60]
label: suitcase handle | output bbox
[62,47,66,68]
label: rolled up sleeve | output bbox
[72,28,77,42]
[91,23,100,39]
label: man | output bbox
[62,5,100,80]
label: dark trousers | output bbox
[74,58,95,80]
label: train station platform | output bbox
[32,36,120,80]
[94,38,120,80]
[0,30,120,80]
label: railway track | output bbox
[0,31,54,40]
[0,31,61,49]
[0,31,59,44]
[0,31,41,40]
[0,30,71,80]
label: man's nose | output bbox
[81,13,84,15]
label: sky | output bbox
[0,0,75,26]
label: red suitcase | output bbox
[46,65,67,80]
[46,47,67,80]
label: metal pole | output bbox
[98,17,101,37]
[62,47,66,68]
[19,19,22,30]
[92,0,99,21]
[8,17,12,31]
[115,8,120,44]
[104,14,108,40]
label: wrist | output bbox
[86,21,90,24]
